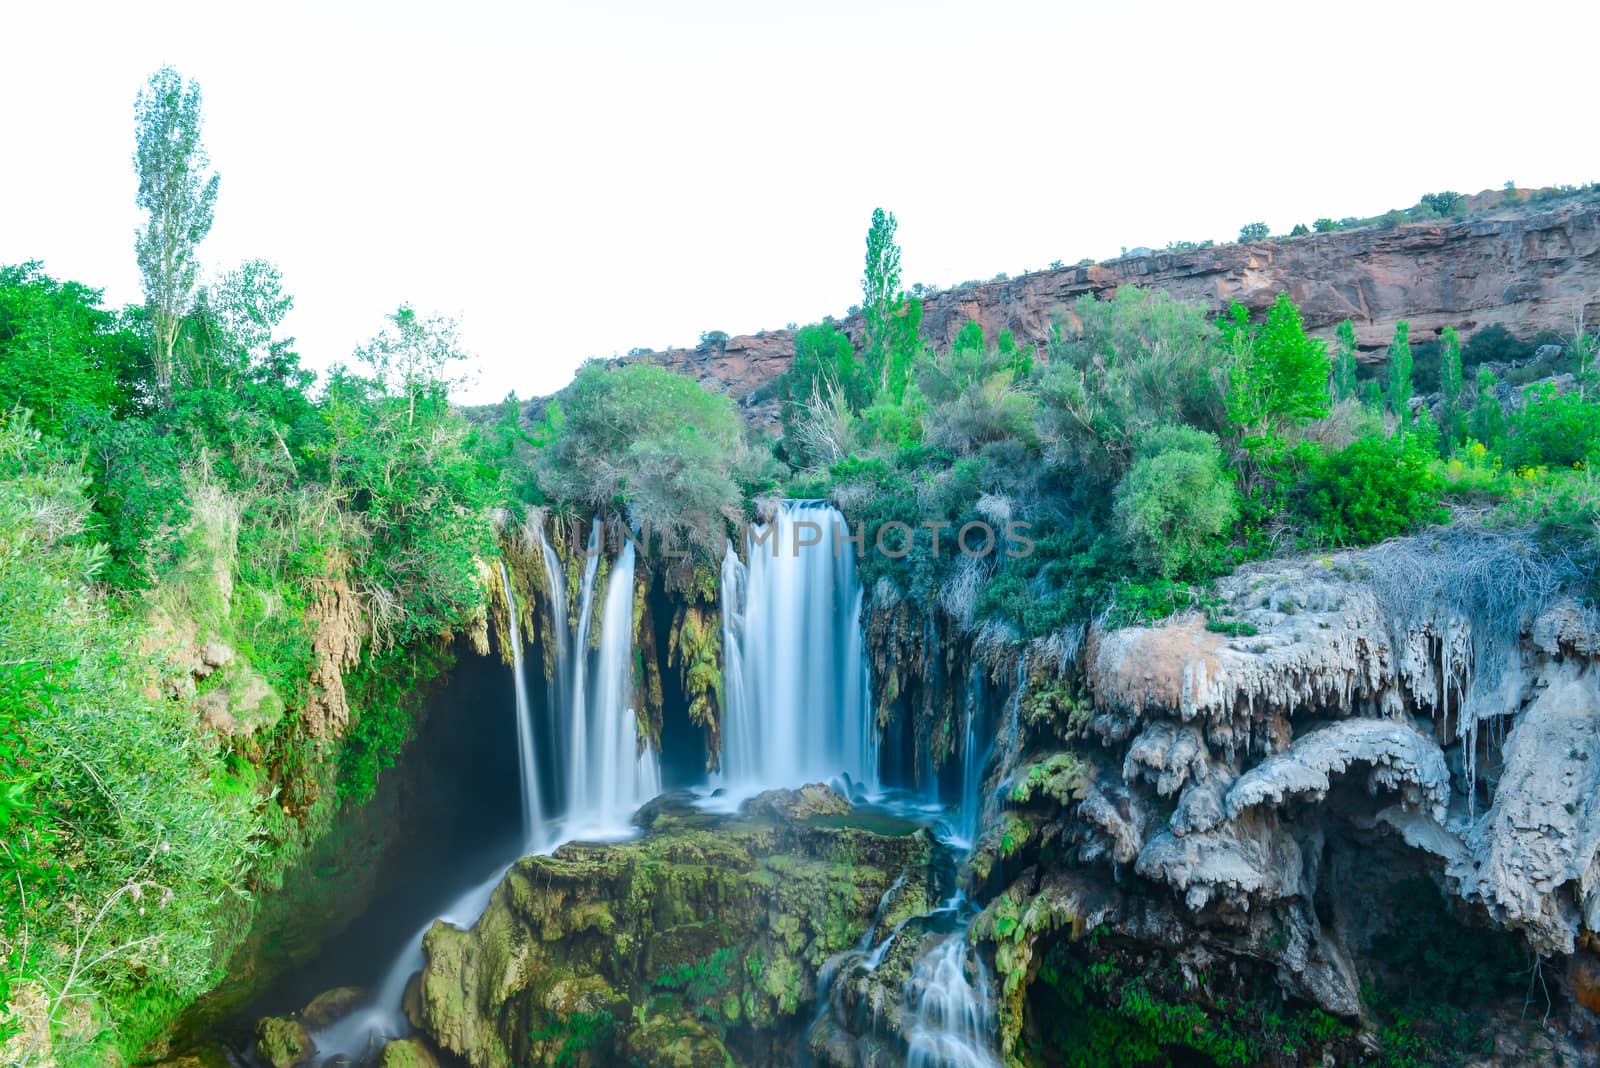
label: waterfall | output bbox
[308,565,544,1062]
[536,523,569,778]
[903,925,1002,1068]
[503,561,547,849]
[560,530,661,840]
[719,500,877,795]
[938,661,991,852]
[563,523,602,813]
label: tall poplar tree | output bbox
[1438,326,1464,454]
[860,208,921,404]
[1387,320,1414,436]
[1332,319,1359,401]
[134,67,219,402]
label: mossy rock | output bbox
[413,787,935,1067]
[195,660,283,737]
[254,1015,313,1068]
[149,1048,233,1068]
[622,1013,732,1068]
[301,986,368,1030]
[379,1036,443,1068]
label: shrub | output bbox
[1420,191,1464,217]
[917,324,1037,454]
[1036,289,1226,483]
[1503,385,1600,469]
[781,321,868,452]
[1112,426,1238,579]
[1301,433,1445,546]
[1238,222,1270,242]
[1468,368,1505,446]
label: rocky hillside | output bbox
[621,197,1600,412]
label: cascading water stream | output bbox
[563,524,602,815]
[536,524,570,775]
[307,564,548,1062]
[505,561,547,848]
[889,667,1030,1067]
[902,919,1003,1068]
[718,499,877,799]
[561,534,660,839]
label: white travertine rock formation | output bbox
[1082,535,1599,954]
[1225,719,1451,824]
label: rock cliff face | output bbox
[962,527,1600,1063]
[621,199,1600,412]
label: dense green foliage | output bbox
[1028,933,1354,1068]
[535,361,766,559]
[1302,431,1446,545]
[769,214,1597,643]
[1112,427,1238,579]
[0,68,504,1063]
[0,264,139,430]
[0,416,258,1061]
[1220,293,1331,450]
[1502,383,1600,469]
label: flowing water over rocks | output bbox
[717,500,878,802]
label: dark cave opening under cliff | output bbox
[235,638,531,1026]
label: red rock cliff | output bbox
[619,200,1600,407]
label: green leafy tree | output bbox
[781,321,870,468]
[1221,293,1332,450]
[0,263,140,431]
[788,322,863,407]
[1238,222,1270,242]
[538,362,756,557]
[1421,191,1464,216]
[860,208,923,403]
[1112,425,1238,579]
[1469,367,1504,446]
[1332,319,1359,401]
[1289,223,1310,237]
[133,67,219,401]
[354,305,469,427]
[202,259,293,372]
[1313,218,1340,233]
[1438,326,1464,454]
[1387,320,1414,435]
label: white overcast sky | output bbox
[2,1,1596,402]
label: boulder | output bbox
[301,986,368,1030]
[255,1015,313,1068]
[379,1037,442,1068]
